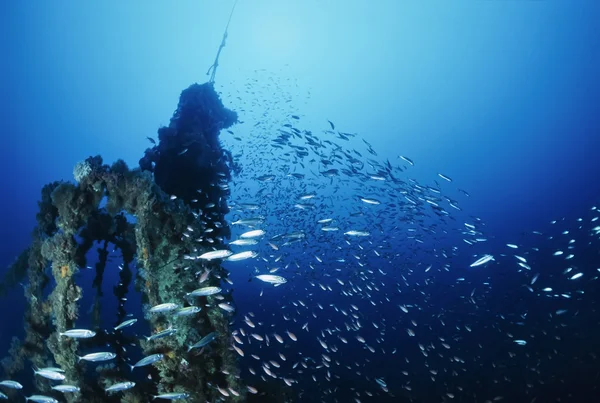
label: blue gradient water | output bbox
[2,1,600,401]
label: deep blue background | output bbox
[1,1,600,400]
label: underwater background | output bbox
[2,1,600,402]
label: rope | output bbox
[206,0,238,83]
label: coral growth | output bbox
[0,82,245,401]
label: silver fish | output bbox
[229,239,258,246]
[255,274,287,285]
[152,392,190,400]
[227,251,258,261]
[130,353,164,371]
[344,230,370,237]
[51,385,80,393]
[114,318,137,331]
[186,286,221,297]
[105,381,136,393]
[240,229,265,239]
[25,395,59,403]
[0,380,23,389]
[33,368,66,381]
[149,303,180,313]
[59,329,96,338]
[469,255,494,267]
[173,306,201,317]
[198,249,232,260]
[146,327,177,342]
[188,332,218,351]
[77,352,116,362]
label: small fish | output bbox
[240,229,265,239]
[105,381,136,393]
[77,352,116,362]
[186,286,221,297]
[25,395,59,403]
[198,268,211,283]
[188,332,218,351]
[399,155,414,166]
[114,319,137,331]
[146,136,156,144]
[0,380,23,389]
[149,303,180,313]
[173,306,201,317]
[344,230,370,237]
[59,329,96,338]
[153,392,190,400]
[513,340,527,346]
[130,353,164,371]
[255,274,287,285]
[438,173,453,182]
[359,197,381,205]
[569,273,583,280]
[227,251,258,261]
[51,385,80,393]
[33,368,66,381]
[218,303,235,312]
[146,327,177,342]
[229,239,258,246]
[231,217,264,226]
[327,120,335,130]
[469,255,494,267]
[198,250,232,260]
[177,148,188,155]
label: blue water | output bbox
[2,1,600,402]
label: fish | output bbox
[77,352,116,362]
[114,318,137,331]
[399,155,414,166]
[33,368,66,381]
[0,380,23,389]
[105,381,136,393]
[129,353,164,371]
[229,239,259,246]
[218,303,235,312]
[149,303,180,313]
[186,286,222,297]
[51,385,80,393]
[231,217,265,226]
[198,249,232,260]
[240,229,265,239]
[25,396,59,403]
[359,197,381,205]
[146,136,156,144]
[255,274,287,285]
[469,255,494,267]
[344,230,370,237]
[152,392,190,400]
[173,306,201,316]
[188,332,218,351]
[59,328,96,338]
[513,340,527,346]
[437,173,453,182]
[227,251,258,261]
[146,327,177,342]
